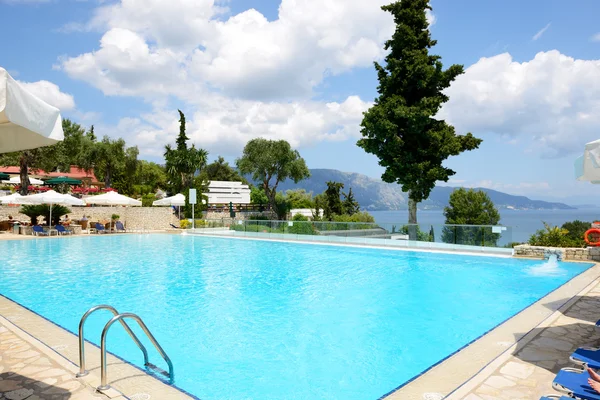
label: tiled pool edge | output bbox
[0,294,195,400]
[383,261,600,400]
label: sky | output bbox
[1,0,600,204]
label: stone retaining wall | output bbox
[0,205,179,231]
[514,244,600,261]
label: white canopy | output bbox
[0,192,23,204]
[153,193,185,206]
[84,191,142,206]
[575,139,600,183]
[2,176,44,185]
[0,67,64,153]
[12,190,85,226]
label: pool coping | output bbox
[382,260,600,400]
[0,294,196,400]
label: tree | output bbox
[285,189,314,209]
[236,138,310,217]
[342,188,360,215]
[356,0,482,229]
[132,161,167,194]
[94,136,126,188]
[323,181,344,221]
[199,156,247,183]
[164,110,208,194]
[441,188,501,246]
[250,186,269,205]
[0,119,94,194]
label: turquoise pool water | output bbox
[0,235,592,399]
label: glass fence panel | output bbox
[194,219,513,249]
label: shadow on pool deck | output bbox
[0,372,73,399]
[510,295,600,374]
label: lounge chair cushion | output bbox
[573,348,600,369]
[553,368,600,400]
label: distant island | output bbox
[275,169,575,211]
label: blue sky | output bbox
[1,0,600,204]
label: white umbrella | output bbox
[0,67,64,153]
[85,191,141,231]
[0,192,23,204]
[575,139,600,183]
[14,190,85,226]
[84,191,142,206]
[2,176,44,185]
[153,193,185,220]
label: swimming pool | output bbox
[0,235,592,399]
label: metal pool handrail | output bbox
[98,312,174,390]
[77,305,149,378]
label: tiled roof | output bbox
[0,166,98,182]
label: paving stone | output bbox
[484,376,516,389]
[0,380,22,392]
[4,388,34,400]
[499,362,535,379]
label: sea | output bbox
[370,208,600,244]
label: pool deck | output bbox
[2,232,600,400]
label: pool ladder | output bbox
[76,305,174,391]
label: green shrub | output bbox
[141,193,156,207]
[246,214,270,221]
[528,222,583,248]
[399,225,434,242]
[180,220,191,229]
[332,212,375,223]
[20,204,71,226]
[288,221,317,235]
[292,213,309,221]
[111,214,120,220]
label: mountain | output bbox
[275,169,574,211]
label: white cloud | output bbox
[591,33,600,42]
[438,50,600,157]
[17,80,76,111]
[98,95,370,159]
[532,23,551,41]
[60,0,396,101]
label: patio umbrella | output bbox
[0,172,9,180]
[85,191,141,230]
[45,177,82,185]
[153,193,185,219]
[14,190,85,226]
[0,192,23,205]
[0,67,64,153]
[2,176,44,185]
[575,139,600,183]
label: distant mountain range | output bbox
[275,169,574,211]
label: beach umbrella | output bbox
[0,192,23,205]
[85,191,141,230]
[0,172,9,180]
[0,67,64,153]
[2,176,44,185]
[13,190,85,226]
[84,191,142,206]
[153,193,186,220]
[45,177,82,185]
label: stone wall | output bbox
[514,245,600,262]
[0,205,179,231]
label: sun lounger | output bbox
[553,368,600,400]
[55,225,72,235]
[32,225,49,236]
[572,347,600,370]
[115,221,127,232]
[95,223,107,234]
[540,395,578,400]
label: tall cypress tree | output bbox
[357,0,482,228]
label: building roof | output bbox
[0,166,98,182]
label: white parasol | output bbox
[0,67,64,153]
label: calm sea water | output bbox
[0,234,592,399]
[371,208,600,244]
